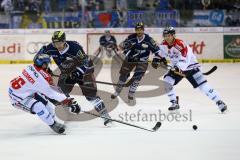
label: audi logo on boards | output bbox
[27,42,50,54]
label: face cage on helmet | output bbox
[35,58,51,67]
[163,31,175,37]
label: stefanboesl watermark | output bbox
[118,109,193,123]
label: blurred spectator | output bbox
[67,0,80,12]
[43,0,51,14]
[57,0,67,11]
[116,0,127,26]
[85,0,104,11]
[201,0,211,10]
[1,0,13,28]
[136,0,143,9]
[1,0,13,13]
[26,0,41,12]
[11,0,25,28]
[225,10,240,26]
[21,10,47,28]
[234,0,240,9]
[154,0,172,10]
[116,0,127,11]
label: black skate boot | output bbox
[168,100,180,111]
[128,92,134,100]
[216,100,227,113]
[111,91,120,99]
[49,121,66,134]
[111,81,124,99]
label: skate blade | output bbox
[168,110,180,115]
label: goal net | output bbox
[86,32,131,64]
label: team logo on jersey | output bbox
[150,39,156,46]
[142,44,148,48]
[77,50,85,59]
[22,69,35,84]
[66,57,73,60]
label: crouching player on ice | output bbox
[152,27,227,113]
[8,54,80,134]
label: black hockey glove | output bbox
[60,58,84,74]
[152,57,167,69]
[69,101,81,114]
[61,98,81,114]
[128,56,140,62]
[46,67,54,76]
[122,40,133,50]
[170,66,184,76]
[106,42,117,49]
[70,69,84,81]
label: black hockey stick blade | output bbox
[203,66,217,75]
[83,111,161,132]
[152,122,162,131]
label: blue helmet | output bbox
[34,54,51,67]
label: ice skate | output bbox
[49,121,66,134]
[216,100,228,113]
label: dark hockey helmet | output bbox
[34,54,51,67]
[163,26,175,35]
[52,31,66,43]
[135,22,144,30]
[104,30,111,37]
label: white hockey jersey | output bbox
[158,38,200,71]
[9,64,66,102]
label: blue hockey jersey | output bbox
[37,41,91,74]
[123,33,160,62]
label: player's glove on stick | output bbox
[152,57,167,69]
[61,97,81,114]
[170,66,184,76]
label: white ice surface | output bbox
[0,63,240,160]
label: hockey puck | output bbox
[192,125,198,130]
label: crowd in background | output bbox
[0,0,239,28]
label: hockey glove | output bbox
[60,58,84,74]
[46,67,54,76]
[170,66,184,77]
[61,98,81,114]
[152,57,167,69]
[70,69,84,81]
[69,101,81,114]
[121,40,133,50]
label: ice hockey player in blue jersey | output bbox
[95,30,117,59]
[111,22,164,101]
[37,31,112,126]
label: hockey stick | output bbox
[83,110,161,132]
[52,74,133,87]
[161,65,218,77]
[202,65,217,75]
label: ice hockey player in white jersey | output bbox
[152,27,227,113]
[8,54,81,134]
